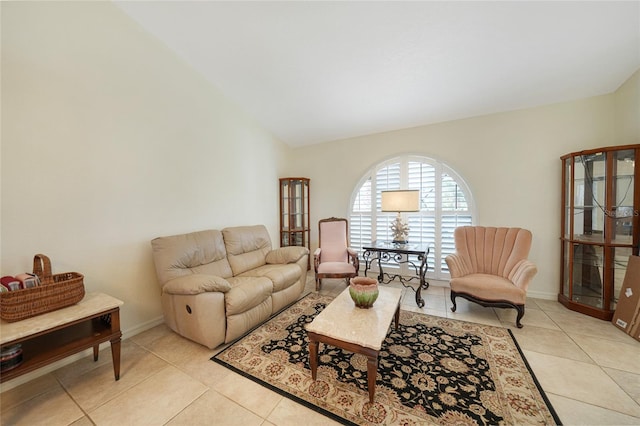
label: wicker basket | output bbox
[0,254,84,322]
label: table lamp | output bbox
[381,190,420,244]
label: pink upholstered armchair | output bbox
[445,226,537,328]
[314,217,359,291]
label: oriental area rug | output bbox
[212,293,561,426]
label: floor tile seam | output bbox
[212,372,284,421]
[527,348,637,412]
[258,390,283,424]
[159,388,220,426]
[523,346,600,371]
[57,360,154,418]
[128,332,170,352]
[1,380,87,424]
[81,364,177,420]
[546,391,640,421]
[53,353,147,416]
[562,331,631,368]
[541,309,589,344]
[0,374,62,411]
[567,330,640,348]
[52,378,93,426]
[601,367,640,408]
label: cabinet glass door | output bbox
[573,152,606,243]
[281,180,290,231]
[571,244,604,308]
[612,149,635,245]
[564,158,572,240]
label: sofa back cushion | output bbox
[223,225,272,276]
[151,229,233,285]
[453,226,532,279]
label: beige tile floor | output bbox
[2,272,640,425]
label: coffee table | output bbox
[305,286,402,403]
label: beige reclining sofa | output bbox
[151,225,309,349]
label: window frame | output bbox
[348,154,476,280]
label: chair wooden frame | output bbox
[450,291,526,328]
[314,217,359,291]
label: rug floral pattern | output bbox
[214,293,559,425]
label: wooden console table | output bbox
[0,292,123,383]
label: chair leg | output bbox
[450,292,457,312]
[316,277,321,291]
[515,305,525,328]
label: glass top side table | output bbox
[361,241,430,307]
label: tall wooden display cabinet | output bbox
[279,177,310,269]
[560,145,640,320]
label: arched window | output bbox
[349,155,476,280]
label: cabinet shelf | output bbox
[560,144,640,320]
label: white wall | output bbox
[1,2,290,337]
[615,68,640,145]
[1,0,638,357]
[287,94,628,299]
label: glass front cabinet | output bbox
[279,177,310,269]
[560,145,640,320]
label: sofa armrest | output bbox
[508,260,538,292]
[445,253,471,278]
[265,246,309,264]
[162,274,231,295]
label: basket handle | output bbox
[33,254,53,282]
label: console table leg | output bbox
[93,345,99,362]
[110,338,121,380]
[110,310,122,381]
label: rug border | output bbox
[212,293,357,426]
[213,293,561,426]
[506,329,563,426]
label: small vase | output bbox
[349,277,379,309]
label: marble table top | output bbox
[0,292,123,344]
[306,286,402,350]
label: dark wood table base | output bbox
[307,304,400,403]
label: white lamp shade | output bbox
[381,190,420,212]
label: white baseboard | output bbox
[526,290,558,301]
[0,315,165,393]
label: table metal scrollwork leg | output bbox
[361,246,431,308]
[414,248,431,308]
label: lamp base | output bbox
[390,213,410,245]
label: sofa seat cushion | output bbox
[238,264,300,292]
[225,277,273,316]
[450,273,526,305]
[317,261,357,275]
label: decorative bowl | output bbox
[349,277,379,309]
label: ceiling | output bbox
[115,1,640,147]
